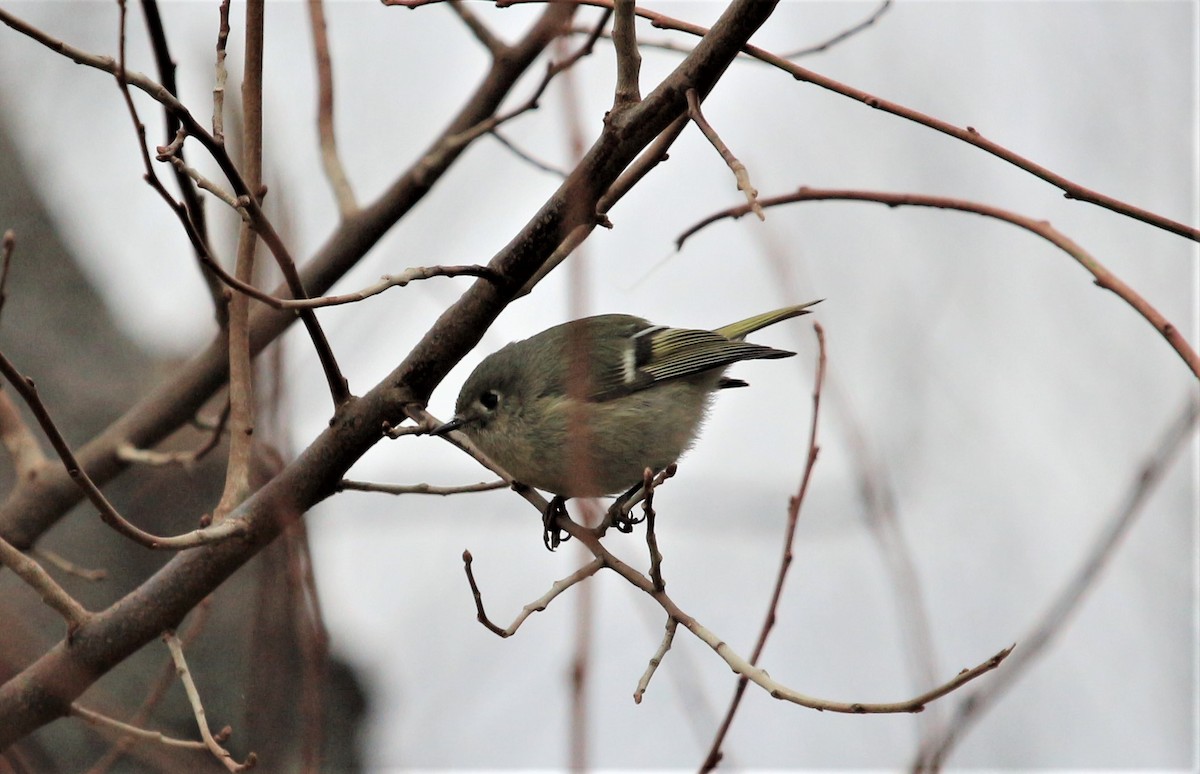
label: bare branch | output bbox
[702,321,826,771]
[339,479,507,496]
[32,548,108,582]
[448,0,505,56]
[463,550,604,638]
[633,618,677,704]
[307,0,358,216]
[117,401,231,467]
[781,0,891,58]
[611,0,641,106]
[0,537,89,629]
[213,0,266,525]
[0,229,15,326]
[164,632,257,771]
[685,88,763,220]
[679,189,1200,380]
[0,351,248,550]
[70,704,208,751]
[213,0,231,144]
[0,387,47,479]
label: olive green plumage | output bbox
[441,301,820,497]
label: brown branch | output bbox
[611,0,641,106]
[490,129,570,177]
[85,598,215,774]
[0,388,46,480]
[685,88,763,220]
[338,479,507,496]
[0,349,248,550]
[0,229,15,326]
[633,617,677,704]
[70,704,208,752]
[912,396,1200,770]
[31,549,107,582]
[164,632,256,771]
[701,321,826,771]
[678,188,1200,380]
[780,0,891,58]
[0,537,89,629]
[448,0,504,55]
[214,0,266,524]
[116,401,231,467]
[213,0,231,144]
[463,550,604,638]
[139,0,226,323]
[199,262,502,310]
[307,0,358,216]
[494,0,1200,242]
[0,2,779,745]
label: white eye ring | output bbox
[479,390,500,410]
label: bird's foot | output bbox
[542,496,571,551]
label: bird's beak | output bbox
[431,416,466,436]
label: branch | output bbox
[0,3,574,554]
[164,632,256,771]
[678,188,1200,380]
[339,479,507,496]
[701,322,826,771]
[503,0,1200,241]
[0,1,782,745]
[307,0,358,216]
[0,537,89,629]
[0,350,248,550]
[685,88,763,220]
[70,704,207,752]
[463,550,603,637]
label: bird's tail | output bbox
[716,300,823,341]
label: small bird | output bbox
[435,301,821,547]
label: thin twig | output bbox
[0,387,47,479]
[197,263,501,310]
[911,396,1200,770]
[679,189,1200,380]
[213,0,231,144]
[701,321,826,771]
[212,0,265,525]
[338,479,507,495]
[781,0,891,58]
[0,350,248,550]
[463,550,604,637]
[685,88,763,220]
[140,0,226,322]
[490,129,570,177]
[71,704,208,751]
[0,537,90,628]
[633,618,677,704]
[0,229,15,326]
[116,401,231,467]
[164,632,257,771]
[477,0,1200,242]
[307,0,358,216]
[642,468,665,592]
[32,548,108,582]
[86,597,216,774]
[448,0,505,56]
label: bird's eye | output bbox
[479,390,500,410]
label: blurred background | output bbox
[0,1,1196,769]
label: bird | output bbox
[435,300,821,548]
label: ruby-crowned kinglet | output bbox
[435,302,821,522]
